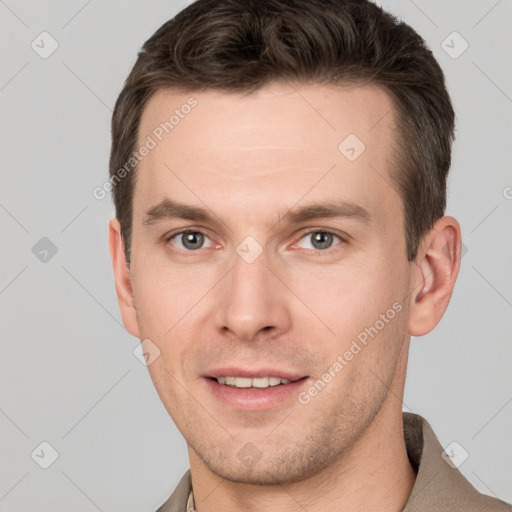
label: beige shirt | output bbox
[156,413,512,511]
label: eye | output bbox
[294,230,343,251]
[168,230,214,251]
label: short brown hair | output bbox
[110,0,455,263]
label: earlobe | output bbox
[408,216,461,337]
[108,218,140,338]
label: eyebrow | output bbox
[142,198,371,229]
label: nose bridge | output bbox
[216,244,289,341]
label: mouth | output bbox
[209,375,305,389]
[202,370,310,411]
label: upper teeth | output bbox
[216,376,291,388]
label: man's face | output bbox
[127,83,414,484]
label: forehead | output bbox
[134,82,400,225]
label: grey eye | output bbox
[171,231,212,251]
[298,231,340,251]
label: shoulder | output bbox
[403,413,512,512]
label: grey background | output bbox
[1,0,511,510]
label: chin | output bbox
[199,447,332,486]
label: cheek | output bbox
[288,260,405,342]
[130,256,197,338]
[131,263,208,378]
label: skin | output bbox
[109,82,461,512]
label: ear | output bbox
[408,216,462,337]
[108,217,140,338]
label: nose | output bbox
[215,248,291,342]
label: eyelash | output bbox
[164,228,347,256]
[292,229,347,254]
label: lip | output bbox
[202,372,310,411]
[204,367,306,381]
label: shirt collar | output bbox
[186,487,196,512]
